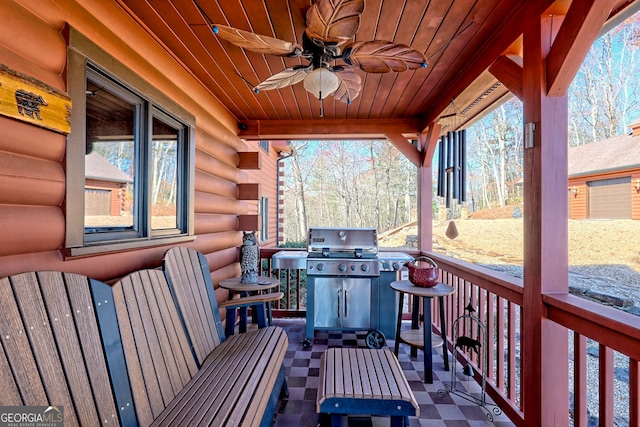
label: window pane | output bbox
[151,116,179,230]
[84,79,136,232]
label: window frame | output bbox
[260,196,269,242]
[65,28,195,257]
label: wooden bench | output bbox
[96,268,289,426]
[317,348,419,427]
[1,252,288,426]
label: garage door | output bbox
[85,188,111,216]
[588,177,631,219]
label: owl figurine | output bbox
[240,231,259,283]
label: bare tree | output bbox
[569,16,640,146]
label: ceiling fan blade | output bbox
[254,68,309,92]
[305,0,365,44]
[213,24,302,57]
[332,68,361,103]
[344,41,428,73]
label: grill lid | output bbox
[307,227,378,257]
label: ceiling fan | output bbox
[207,0,428,104]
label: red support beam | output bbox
[417,123,441,251]
[385,132,421,166]
[419,122,441,167]
[238,118,422,140]
[489,55,524,100]
[546,0,617,96]
[521,14,570,427]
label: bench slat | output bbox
[0,340,21,404]
[335,347,345,396]
[0,275,48,405]
[342,349,354,397]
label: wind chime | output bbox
[438,300,502,422]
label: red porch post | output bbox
[418,123,441,252]
[521,15,570,426]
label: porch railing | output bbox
[257,247,640,426]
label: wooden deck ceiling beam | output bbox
[238,118,424,165]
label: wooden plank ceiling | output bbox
[117,0,637,141]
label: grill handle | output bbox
[337,288,341,318]
[344,290,348,317]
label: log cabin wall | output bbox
[244,141,281,248]
[0,0,270,304]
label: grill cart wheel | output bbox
[365,330,385,349]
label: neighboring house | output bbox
[568,118,640,220]
[84,151,132,216]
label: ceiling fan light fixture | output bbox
[303,67,340,100]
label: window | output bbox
[259,140,269,153]
[260,197,269,241]
[66,29,195,256]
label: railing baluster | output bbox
[574,332,588,427]
[296,269,301,310]
[508,301,516,400]
[630,358,639,427]
[497,296,505,392]
[487,292,495,383]
[599,345,615,427]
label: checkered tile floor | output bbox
[271,318,515,427]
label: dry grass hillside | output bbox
[380,205,640,275]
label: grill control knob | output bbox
[316,263,325,272]
[360,264,370,272]
[382,261,390,270]
[339,264,347,272]
[350,265,356,271]
[392,262,401,271]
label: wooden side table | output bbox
[219,276,280,336]
[390,280,455,383]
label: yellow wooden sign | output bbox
[0,64,71,134]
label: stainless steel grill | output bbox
[303,227,412,348]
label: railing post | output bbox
[521,14,570,426]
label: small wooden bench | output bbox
[317,348,419,427]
